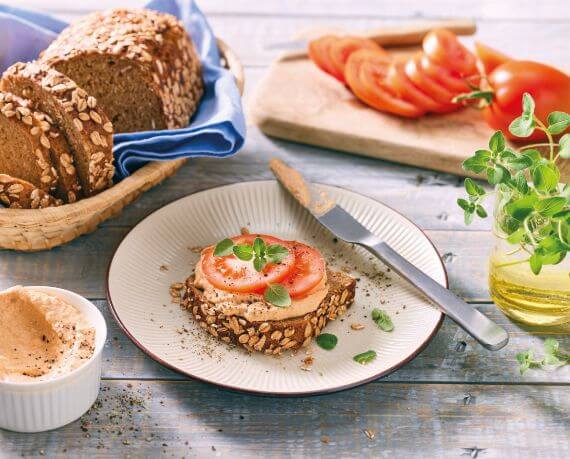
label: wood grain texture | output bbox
[96,300,570,383]
[1,1,569,457]
[16,0,570,20]
[1,380,568,458]
[0,224,496,300]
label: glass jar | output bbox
[488,187,570,327]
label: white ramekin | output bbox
[0,286,107,433]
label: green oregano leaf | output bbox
[464,178,478,196]
[506,227,526,244]
[488,165,506,185]
[489,131,505,153]
[529,252,543,275]
[532,164,559,193]
[214,238,234,256]
[264,284,291,307]
[462,150,491,173]
[371,308,394,332]
[534,197,567,217]
[233,244,254,261]
[316,333,338,350]
[547,111,570,135]
[513,172,529,194]
[253,237,265,258]
[476,205,488,218]
[521,149,542,163]
[266,244,289,264]
[353,350,377,365]
[253,256,267,272]
[457,198,472,212]
[505,195,538,221]
[508,154,534,171]
[522,92,535,117]
[509,116,534,138]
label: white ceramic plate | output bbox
[107,181,445,396]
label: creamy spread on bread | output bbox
[194,262,329,322]
[0,286,95,383]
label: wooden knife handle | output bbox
[362,19,476,46]
[281,19,476,61]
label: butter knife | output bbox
[269,159,509,351]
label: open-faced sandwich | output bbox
[181,234,356,354]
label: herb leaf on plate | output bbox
[316,333,338,350]
[353,350,377,365]
[371,308,394,332]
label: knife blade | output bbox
[269,158,509,351]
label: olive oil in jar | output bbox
[489,253,570,327]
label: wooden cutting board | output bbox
[249,26,570,181]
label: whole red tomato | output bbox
[483,61,570,141]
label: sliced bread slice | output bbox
[0,92,58,194]
[33,110,82,203]
[0,174,62,209]
[38,8,203,133]
[181,270,356,354]
[2,62,115,197]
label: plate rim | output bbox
[106,179,447,397]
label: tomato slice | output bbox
[474,42,510,76]
[386,60,452,113]
[201,234,296,293]
[419,54,471,93]
[308,35,340,79]
[280,243,326,298]
[345,49,425,118]
[328,36,387,84]
[404,53,458,109]
[423,28,478,77]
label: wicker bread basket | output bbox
[0,39,244,251]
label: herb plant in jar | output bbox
[458,94,570,326]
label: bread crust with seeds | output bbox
[0,92,58,193]
[39,8,204,133]
[35,112,82,203]
[0,174,62,209]
[2,62,114,197]
[181,270,356,354]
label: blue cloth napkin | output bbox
[0,0,246,179]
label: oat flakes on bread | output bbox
[39,8,204,133]
[0,174,62,209]
[181,270,356,354]
[0,92,58,193]
[2,62,114,197]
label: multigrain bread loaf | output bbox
[0,92,58,194]
[39,8,204,133]
[181,270,356,354]
[0,174,61,209]
[2,62,114,197]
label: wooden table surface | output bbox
[2,1,569,458]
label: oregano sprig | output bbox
[213,236,292,307]
[516,338,569,374]
[458,93,570,275]
[213,236,290,272]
